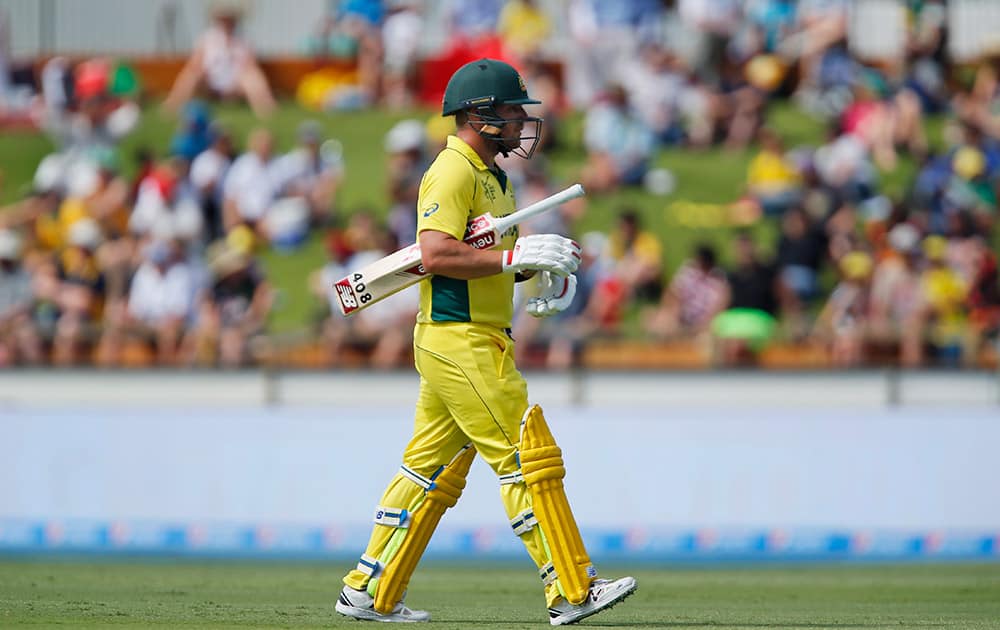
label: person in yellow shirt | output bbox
[335,58,637,625]
[746,127,802,216]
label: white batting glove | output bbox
[526,271,578,318]
[501,234,581,277]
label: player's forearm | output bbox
[419,236,503,279]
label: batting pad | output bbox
[519,405,596,605]
[372,444,476,614]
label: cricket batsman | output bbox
[335,58,637,625]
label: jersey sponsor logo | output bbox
[422,202,440,217]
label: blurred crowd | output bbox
[0,0,999,370]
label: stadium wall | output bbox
[1,370,998,562]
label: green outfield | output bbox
[1,559,998,628]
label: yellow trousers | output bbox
[343,322,561,606]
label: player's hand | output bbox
[526,271,577,318]
[502,234,581,276]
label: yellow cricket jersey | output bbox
[416,135,518,328]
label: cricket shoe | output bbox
[336,586,430,623]
[548,576,637,626]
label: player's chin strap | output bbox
[509,404,597,605]
[367,444,476,615]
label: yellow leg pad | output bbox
[373,446,476,614]
[520,404,595,605]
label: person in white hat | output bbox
[0,229,43,366]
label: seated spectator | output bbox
[169,101,214,162]
[497,0,552,62]
[644,243,729,341]
[0,229,43,365]
[51,218,106,365]
[607,208,663,303]
[269,120,343,232]
[380,1,423,109]
[187,238,272,367]
[711,231,780,366]
[580,84,656,194]
[918,235,969,366]
[812,121,877,206]
[966,237,1000,364]
[100,235,198,366]
[303,6,381,109]
[129,157,205,245]
[189,123,234,241]
[619,42,689,147]
[869,222,924,366]
[746,127,803,216]
[383,119,427,247]
[775,206,828,337]
[222,128,276,236]
[163,4,275,118]
[39,56,141,158]
[812,250,872,367]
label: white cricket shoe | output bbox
[548,576,638,626]
[335,586,430,623]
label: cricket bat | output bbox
[334,183,585,316]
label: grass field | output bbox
[1,559,999,628]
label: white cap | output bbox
[68,217,103,250]
[888,223,920,253]
[0,229,23,260]
[384,119,426,154]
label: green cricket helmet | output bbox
[442,58,543,159]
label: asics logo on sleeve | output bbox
[422,203,440,217]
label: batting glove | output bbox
[527,271,578,318]
[501,234,581,277]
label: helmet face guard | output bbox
[465,101,543,160]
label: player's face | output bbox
[495,104,544,158]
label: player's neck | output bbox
[457,130,498,168]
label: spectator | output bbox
[50,218,106,366]
[917,235,969,366]
[607,208,663,303]
[222,127,276,235]
[270,120,343,231]
[966,237,1000,364]
[101,235,198,366]
[189,123,234,241]
[187,238,272,367]
[775,206,828,337]
[383,119,427,247]
[0,229,43,365]
[746,127,802,215]
[380,1,424,109]
[711,231,779,366]
[580,84,656,194]
[619,42,689,147]
[644,243,729,341]
[869,222,924,366]
[163,4,275,118]
[497,0,552,62]
[170,101,214,163]
[812,249,872,367]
